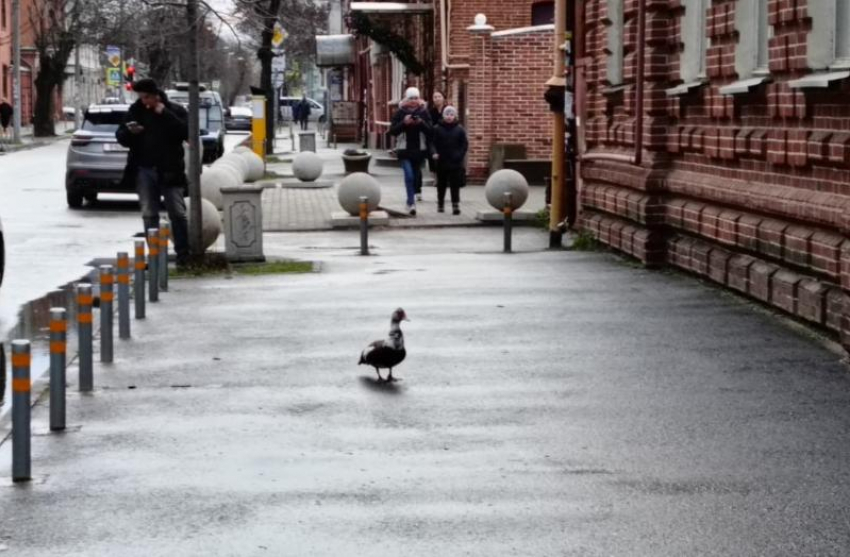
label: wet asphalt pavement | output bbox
[1,227,849,556]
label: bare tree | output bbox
[233,0,328,153]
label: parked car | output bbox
[225,106,252,132]
[65,104,132,208]
[166,84,225,163]
[279,97,326,123]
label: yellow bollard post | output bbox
[251,95,267,159]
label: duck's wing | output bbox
[359,340,385,365]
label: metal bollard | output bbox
[134,240,146,319]
[99,265,114,363]
[147,228,160,303]
[11,340,31,482]
[77,283,93,392]
[49,308,67,432]
[503,192,513,254]
[159,221,170,292]
[117,252,131,339]
[359,196,369,256]
[333,134,338,150]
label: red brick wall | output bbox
[467,26,554,180]
[448,0,540,64]
[492,32,553,162]
[579,0,850,348]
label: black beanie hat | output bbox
[132,78,159,94]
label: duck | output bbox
[359,308,409,382]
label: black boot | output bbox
[452,204,460,215]
[437,203,445,213]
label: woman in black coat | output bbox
[431,106,468,215]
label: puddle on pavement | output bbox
[1,269,97,416]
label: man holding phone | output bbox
[116,78,190,267]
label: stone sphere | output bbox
[215,153,250,181]
[215,163,243,188]
[200,167,239,210]
[234,146,253,155]
[338,172,381,216]
[238,149,265,183]
[184,197,223,250]
[485,169,529,210]
[293,152,324,182]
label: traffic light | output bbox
[124,64,135,85]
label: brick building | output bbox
[0,0,37,126]
[346,0,557,180]
[578,0,850,349]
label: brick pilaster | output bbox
[466,24,495,182]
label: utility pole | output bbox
[186,0,204,259]
[73,0,83,130]
[547,0,568,248]
[11,0,22,142]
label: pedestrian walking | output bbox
[0,99,12,139]
[115,78,191,268]
[427,91,447,175]
[428,91,447,128]
[431,106,468,215]
[298,96,312,131]
[389,87,432,216]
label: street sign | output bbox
[272,72,284,89]
[271,22,287,48]
[272,55,286,73]
[106,45,121,68]
[106,67,121,86]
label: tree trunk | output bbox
[33,59,57,137]
[258,0,282,156]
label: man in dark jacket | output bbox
[389,87,432,216]
[297,96,311,130]
[431,106,468,215]
[116,78,190,265]
[0,99,12,138]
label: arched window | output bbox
[532,1,555,26]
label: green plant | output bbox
[571,229,600,251]
[347,12,425,75]
[534,207,551,230]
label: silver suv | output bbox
[65,104,131,208]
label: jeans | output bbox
[136,167,190,257]
[401,159,422,206]
[300,119,309,130]
[437,167,463,206]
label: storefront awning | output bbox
[350,2,434,14]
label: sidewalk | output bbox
[0,121,74,154]
[1,226,849,555]
[258,133,547,232]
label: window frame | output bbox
[531,1,555,26]
[720,0,772,95]
[605,0,624,87]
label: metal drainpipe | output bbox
[579,0,646,166]
[633,0,646,166]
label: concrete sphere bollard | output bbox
[214,163,243,188]
[215,153,250,181]
[338,172,381,216]
[238,149,265,183]
[485,169,530,211]
[184,197,223,249]
[200,167,239,210]
[234,146,253,155]
[293,152,324,182]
